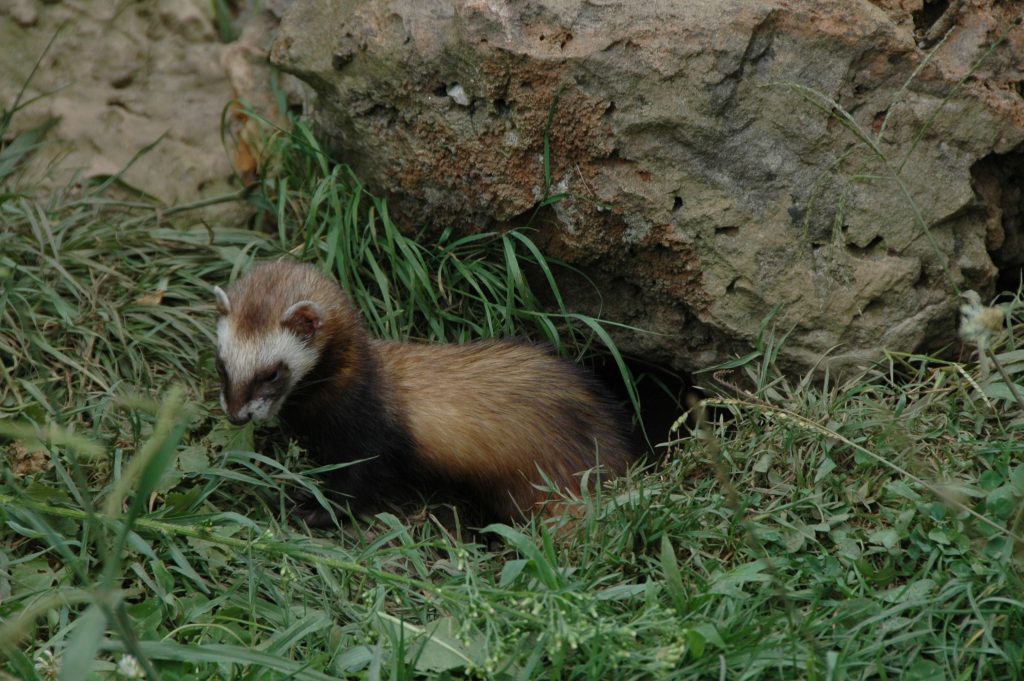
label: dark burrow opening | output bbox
[912,0,951,35]
[588,353,693,457]
[971,145,1024,297]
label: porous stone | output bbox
[271,0,1024,373]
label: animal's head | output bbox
[213,262,336,425]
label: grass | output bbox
[2,83,1024,681]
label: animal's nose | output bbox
[227,412,251,426]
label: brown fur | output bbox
[375,340,634,518]
[218,261,635,522]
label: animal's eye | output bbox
[256,363,285,386]
[261,366,284,384]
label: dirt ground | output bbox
[0,0,296,209]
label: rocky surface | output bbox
[271,0,1024,373]
[0,0,297,207]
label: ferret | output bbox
[213,260,634,523]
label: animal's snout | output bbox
[221,392,251,426]
[227,412,251,426]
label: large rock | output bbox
[270,0,1024,372]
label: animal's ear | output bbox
[281,300,322,341]
[213,286,231,316]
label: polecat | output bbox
[213,260,634,522]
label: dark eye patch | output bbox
[256,361,287,385]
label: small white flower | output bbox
[117,654,145,679]
[33,649,58,680]
[959,290,1005,379]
